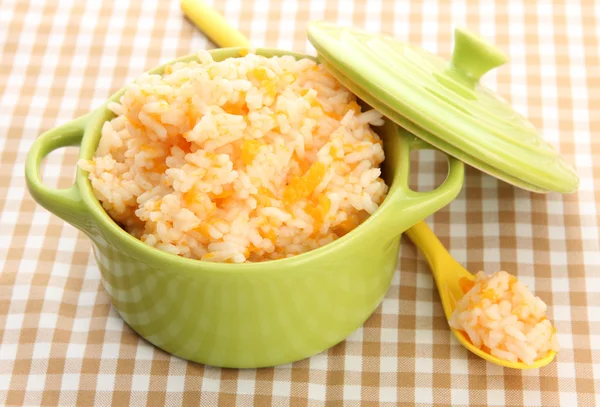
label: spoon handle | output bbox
[180,0,250,48]
[405,221,454,280]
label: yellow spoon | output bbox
[405,221,557,369]
[179,0,557,370]
[181,0,250,48]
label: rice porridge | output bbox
[78,51,388,263]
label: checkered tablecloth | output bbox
[1,0,599,405]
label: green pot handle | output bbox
[379,131,464,238]
[25,112,93,234]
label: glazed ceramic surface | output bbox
[308,22,579,194]
[25,48,464,368]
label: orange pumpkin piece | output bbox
[241,139,263,165]
[283,162,326,204]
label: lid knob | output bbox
[450,27,508,82]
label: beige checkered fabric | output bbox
[1,0,599,405]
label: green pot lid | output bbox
[307,22,579,194]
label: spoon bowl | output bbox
[405,220,557,369]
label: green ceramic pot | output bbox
[25,48,464,368]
